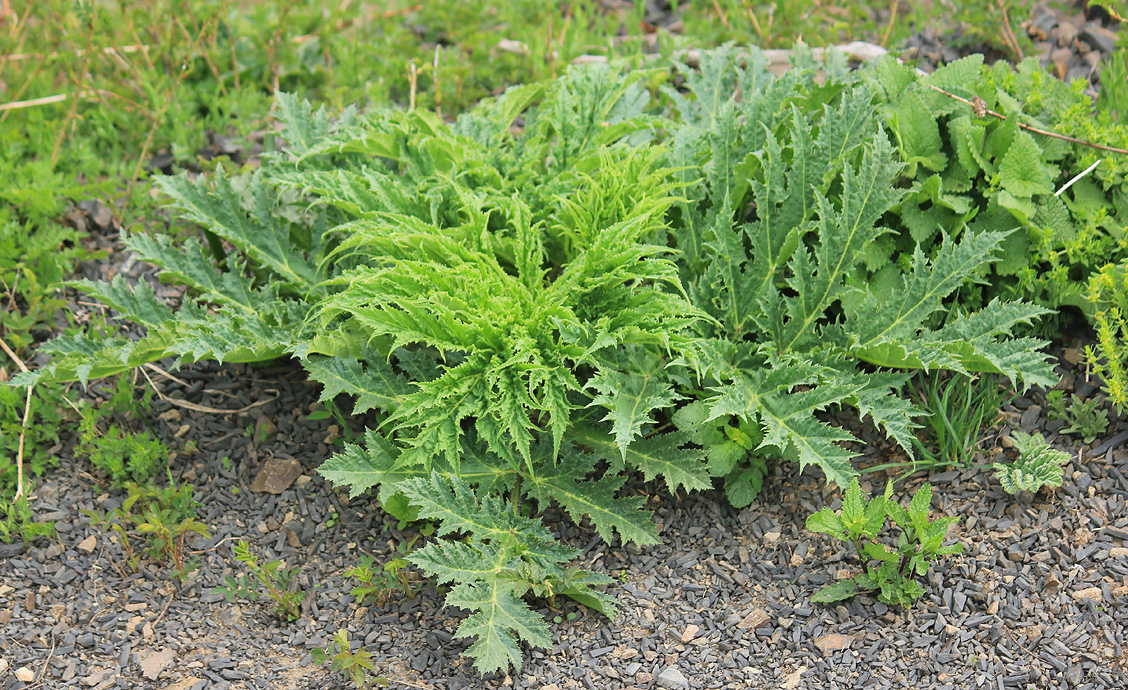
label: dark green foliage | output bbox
[864,55,1128,329]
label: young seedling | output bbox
[1045,390,1109,444]
[345,536,422,606]
[82,477,210,581]
[215,540,305,621]
[807,480,963,606]
[312,629,388,688]
[993,431,1069,495]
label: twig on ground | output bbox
[0,93,68,111]
[0,335,32,502]
[924,83,1128,155]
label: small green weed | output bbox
[82,477,210,581]
[0,488,56,545]
[993,431,1069,495]
[312,629,388,689]
[345,537,421,606]
[216,540,305,621]
[807,480,963,607]
[0,385,66,500]
[912,372,1009,470]
[1045,390,1110,444]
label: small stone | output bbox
[680,624,699,643]
[82,669,108,686]
[814,633,854,653]
[636,672,653,683]
[139,648,176,681]
[657,667,689,689]
[0,658,7,674]
[1081,26,1117,53]
[15,667,35,683]
[77,535,97,553]
[1072,587,1103,603]
[737,608,770,630]
[77,632,96,648]
[250,456,304,494]
[782,665,807,690]
[541,685,560,690]
[1109,547,1128,559]
[763,531,780,544]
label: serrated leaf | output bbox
[302,355,412,414]
[1000,131,1054,198]
[524,448,659,546]
[445,581,552,674]
[586,368,681,459]
[811,579,858,603]
[806,509,846,537]
[569,422,711,495]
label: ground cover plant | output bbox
[17,44,1066,673]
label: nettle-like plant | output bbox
[864,54,1128,326]
[22,48,1056,674]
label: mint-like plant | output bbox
[993,431,1069,495]
[807,480,962,606]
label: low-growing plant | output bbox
[0,487,56,545]
[1044,390,1110,444]
[74,403,167,489]
[312,629,388,688]
[82,478,210,581]
[0,385,66,500]
[345,536,422,606]
[993,431,1069,495]
[22,50,1053,673]
[911,371,1008,470]
[807,480,963,606]
[215,540,305,621]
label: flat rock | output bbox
[77,535,97,553]
[657,667,689,689]
[1072,587,1103,603]
[250,456,303,494]
[737,608,771,630]
[14,667,35,683]
[139,648,177,680]
[783,665,807,690]
[814,633,854,653]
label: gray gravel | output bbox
[2,340,1128,690]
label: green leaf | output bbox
[999,131,1054,198]
[524,448,660,546]
[302,355,412,414]
[444,581,552,674]
[569,422,711,495]
[805,509,846,538]
[811,579,858,603]
[586,367,682,459]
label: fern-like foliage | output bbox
[993,431,1069,494]
[401,473,614,674]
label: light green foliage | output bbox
[1044,390,1110,444]
[864,55,1128,330]
[83,479,210,581]
[26,54,1053,675]
[0,386,65,500]
[215,540,305,621]
[910,372,1009,470]
[72,376,166,489]
[312,630,388,689]
[1088,264,1128,411]
[0,488,56,545]
[993,431,1069,495]
[1096,46,1128,124]
[402,474,615,674]
[807,480,963,606]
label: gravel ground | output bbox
[2,348,1128,690]
[3,3,1127,689]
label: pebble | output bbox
[658,667,689,689]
